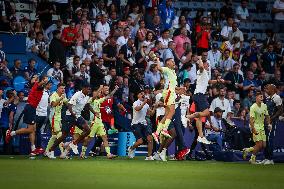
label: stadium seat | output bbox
[189,11,197,19]
[15,3,30,12]
[201,2,215,10]
[15,12,30,20]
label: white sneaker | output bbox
[197,136,211,144]
[128,146,135,158]
[47,151,56,159]
[69,142,79,154]
[153,152,161,160]
[259,159,269,164]
[145,156,154,160]
[159,148,167,162]
[264,160,274,165]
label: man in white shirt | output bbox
[207,43,222,69]
[35,82,52,154]
[117,27,130,50]
[236,0,250,21]
[205,107,224,151]
[209,87,232,119]
[185,57,211,145]
[46,84,95,158]
[228,22,244,49]
[272,0,284,32]
[221,17,233,41]
[47,61,64,83]
[95,14,110,48]
[128,90,156,160]
[158,29,173,55]
[220,49,235,72]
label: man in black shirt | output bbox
[102,36,118,68]
[90,58,105,89]
[224,63,243,98]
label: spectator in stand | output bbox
[242,89,255,112]
[220,49,235,73]
[143,32,156,54]
[34,31,48,60]
[74,64,90,90]
[269,70,282,86]
[10,59,24,78]
[196,17,210,55]
[244,37,259,63]
[243,70,258,96]
[24,59,38,81]
[90,58,105,89]
[105,68,117,85]
[232,100,242,117]
[158,29,173,54]
[224,63,243,99]
[67,55,80,79]
[205,107,224,151]
[32,19,44,34]
[210,87,232,119]
[158,0,175,30]
[102,36,118,68]
[77,18,92,58]
[26,31,36,53]
[173,26,191,59]
[256,70,267,91]
[136,20,148,47]
[208,43,222,69]
[220,0,234,21]
[47,61,64,83]
[228,22,244,49]
[272,0,284,33]
[119,38,136,68]
[146,15,164,38]
[221,17,233,41]
[117,27,131,50]
[144,63,161,88]
[95,14,110,55]
[236,0,250,21]
[260,43,277,78]
[49,30,66,68]
[61,21,79,56]
[44,19,64,43]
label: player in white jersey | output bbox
[46,84,96,158]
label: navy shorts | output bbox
[193,93,209,112]
[62,115,86,133]
[131,123,152,140]
[23,104,36,125]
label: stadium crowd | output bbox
[0,0,284,163]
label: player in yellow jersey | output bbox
[152,58,185,144]
[45,83,68,158]
[243,91,272,164]
[74,85,119,159]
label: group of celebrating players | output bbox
[4,56,281,164]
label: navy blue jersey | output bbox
[0,102,17,128]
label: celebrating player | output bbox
[243,91,271,164]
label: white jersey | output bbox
[131,99,149,125]
[67,91,90,118]
[194,68,210,94]
[36,90,49,116]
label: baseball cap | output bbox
[214,107,225,113]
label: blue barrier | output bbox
[117,132,136,156]
[0,33,26,54]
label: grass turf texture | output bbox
[0,156,284,189]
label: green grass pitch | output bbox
[0,156,284,189]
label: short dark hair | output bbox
[165,58,173,64]
[256,91,262,96]
[57,83,66,88]
[52,30,61,36]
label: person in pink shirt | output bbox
[76,18,92,58]
[173,26,191,58]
